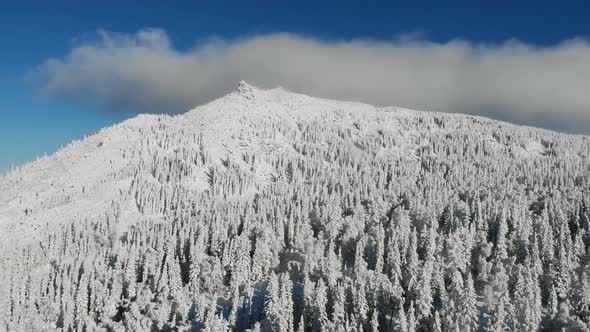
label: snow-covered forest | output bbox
[1,82,589,331]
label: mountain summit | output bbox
[236,80,256,100]
[1,84,589,331]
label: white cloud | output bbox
[30,28,590,134]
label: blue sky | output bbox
[1,1,589,173]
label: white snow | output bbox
[0,82,582,249]
[1,82,589,331]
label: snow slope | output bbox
[1,82,589,331]
[0,81,585,249]
[0,82,418,246]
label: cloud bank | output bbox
[30,28,590,134]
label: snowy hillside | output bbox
[1,81,589,331]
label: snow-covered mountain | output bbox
[1,82,589,331]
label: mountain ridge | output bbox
[0,82,586,249]
[1,82,589,331]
